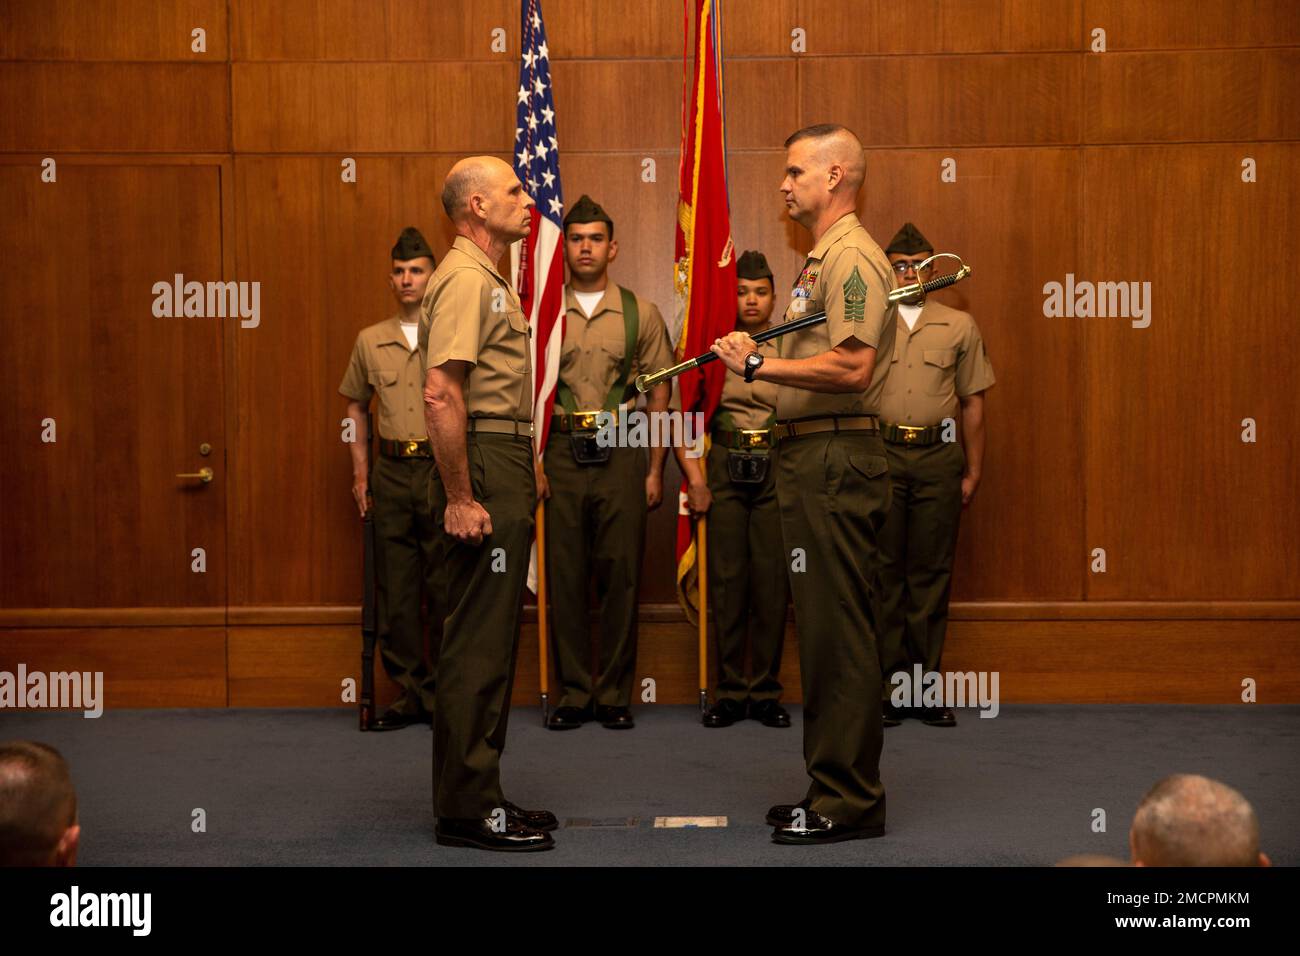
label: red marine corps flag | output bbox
[674,0,736,622]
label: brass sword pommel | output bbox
[636,357,702,394]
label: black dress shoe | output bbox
[765,798,811,828]
[882,701,905,727]
[501,799,559,832]
[546,706,590,731]
[771,809,885,845]
[921,706,956,726]
[749,699,791,728]
[594,704,634,729]
[435,816,554,851]
[371,707,428,732]
[702,697,745,728]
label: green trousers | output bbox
[775,430,890,829]
[428,434,535,819]
[705,443,788,703]
[878,439,965,689]
[371,454,440,714]
[543,441,647,710]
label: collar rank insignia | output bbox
[843,265,868,322]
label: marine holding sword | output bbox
[710,123,899,845]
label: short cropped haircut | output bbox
[784,123,854,148]
[0,742,77,866]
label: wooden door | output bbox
[0,161,228,609]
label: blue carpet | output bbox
[3,705,1296,866]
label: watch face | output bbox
[746,353,761,367]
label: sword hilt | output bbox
[888,255,971,303]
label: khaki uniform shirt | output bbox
[879,299,996,426]
[554,283,674,412]
[338,315,427,441]
[774,213,897,421]
[419,235,533,423]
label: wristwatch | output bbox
[743,350,764,383]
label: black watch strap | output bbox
[744,351,763,383]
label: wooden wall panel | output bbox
[228,624,403,707]
[1081,145,1300,600]
[943,619,1300,703]
[801,54,1080,146]
[1085,50,1300,144]
[551,59,682,151]
[800,0,1083,54]
[549,0,797,59]
[225,614,1300,707]
[547,0,691,59]
[0,628,228,707]
[228,0,797,62]
[0,162,228,608]
[717,0,800,57]
[0,0,228,60]
[231,0,517,61]
[0,64,230,152]
[1086,0,1300,49]
[858,148,1085,600]
[720,58,800,149]
[231,62,516,153]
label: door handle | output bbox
[177,467,215,484]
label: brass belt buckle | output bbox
[572,410,602,431]
[403,440,420,456]
[738,429,770,449]
[899,425,922,444]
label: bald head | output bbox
[440,156,534,247]
[1130,774,1266,867]
[779,124,867,230]
[442,156,508,222]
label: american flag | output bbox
[509,0,565,460]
